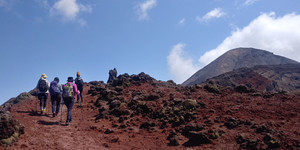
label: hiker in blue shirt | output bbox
[36,74,50,114]
[49,77,63,117]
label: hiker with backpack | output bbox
[75,72,84,103]
[63,77,80,126]
[49,77,62,117]
[36,74,50,114]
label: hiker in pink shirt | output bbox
[62,77,80,126]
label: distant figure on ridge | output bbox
[49,77,62,117]
[36,74,50,114]
[62,77,80,126]
[107,68,117,83]
[75,72,84,103]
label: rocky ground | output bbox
[1,72,300,149]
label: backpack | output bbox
[63,83,74,98]
[50,81,60,95]
[38,79,47,93]
[75,77,84,89]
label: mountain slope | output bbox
[182,48,299,86]
[3,73,300,149]
[202,64,300,92]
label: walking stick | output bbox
[60,101,63,122]
[48,95,51,116]
[36,96,39,114]
[80,100,83,120]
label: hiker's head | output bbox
[54,77,59,83]
[77,72,80,77]
[67,77,74,82]
[41,74,47,79]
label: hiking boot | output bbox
[65,120,70,126]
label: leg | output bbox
[51,95,56,114]
[43,93,48,110]
[67,98,75,122]
[56,95,61,114]
[38,94,43,113]
[80,89,83,102]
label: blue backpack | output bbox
[50,81,60,95]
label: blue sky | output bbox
[1,0,300,105]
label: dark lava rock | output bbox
[109,100,121,110]
[235,84,250,93]
[182,123,203,137]
[224,118,242,129]
[183,131,211,146]
[263,134,281,149]
[236,134,247,144]
[104,128,114,134]
[0,109,24,146]
[167,131,180,146]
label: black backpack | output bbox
[39,79,47,93]
[75,77,84,89]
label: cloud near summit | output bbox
[168,12,300,84]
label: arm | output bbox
[59,84,63,94]
[73,84,80,95]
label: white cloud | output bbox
[197,8,225,22]
[199,12,300,65]
[178,18,185,25]
[136,0,157,20]
[168,12,300,83]
[50,0,92,26]
[244,0,259,6]
[167,43,200,83]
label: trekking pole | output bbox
[48,96,51,116]
[36,96,39,114]
[60,101,63,122]
[80,100,84,120]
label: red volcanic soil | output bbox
[3,79,300,149]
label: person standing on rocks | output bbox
[49,77,62,117]
[75,72,84,103]
[62,77,80,126]
[36,73,50,114]
[107,68,117,83]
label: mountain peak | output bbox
[182,47,299,86]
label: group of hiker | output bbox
[35,72,84,126]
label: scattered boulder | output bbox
[203,80,221,94]
[224,118,242,129]
[0,109,24,147]
[183,131,211,146]
[235,84,250,93]
[263,134,281,149]
[167,131,180,146]
[104,128,114,134]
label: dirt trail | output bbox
[6,86,109,150]
[5,85,177,150]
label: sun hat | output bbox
[41,74,47,79]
